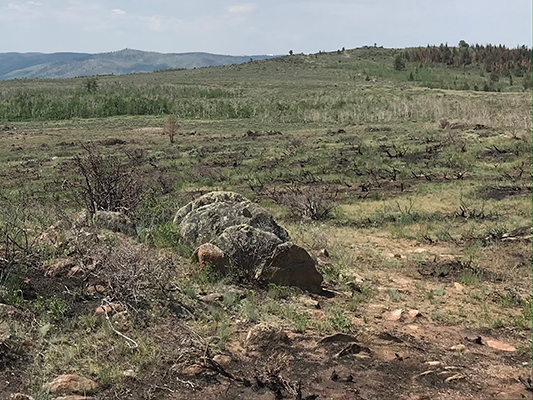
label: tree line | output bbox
[403,41,532,78]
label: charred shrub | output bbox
[269,185,339,221]
[73,145,145,217]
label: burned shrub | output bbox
[268,185,339,221]
[92,244,176,314]
[73,145,145,216]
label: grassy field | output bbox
[0,47,532,399]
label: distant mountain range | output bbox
[0,49,279,80]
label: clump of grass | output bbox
[326,309,351,333]
[388,288,401,302]
[241,290,259,323]
[222,290,240,308]
[458,269,482,286]
[31,296,69,323]
[268,283,294,300]
[512,301,533,330]
[292,311,310,333]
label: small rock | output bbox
[450,344,466,351]
[55,396,92,400]
[485,339,516,352]
[317,249,329,258]
[453,282,464,292]
[95,303,123,316]
[122,369,136,378]
[212,354,232,367]
[10,393,34,400]
[197,243,229,272]
[408,309,421,319]
[199,293,223,303]
[95,306,106,315]
[339,271,364,283]
[181,364,204,377]
[86,285,105,295]
[245,323,290,350]
[384,309,403,321]
[44,374,98,395]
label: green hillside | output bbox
[0,46,531,123]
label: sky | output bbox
[1,0,531,54]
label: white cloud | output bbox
[228,3,255,14]
[7,3,22,10]
[111,8,126,15]
[147,16,164,32]
[26,1,42,5]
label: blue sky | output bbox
[1,0,531,54]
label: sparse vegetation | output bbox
[0,45,531,400]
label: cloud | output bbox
[111,8,126,15]
[228,3,255,14]
[26,1,42,5]
[147,16,164,32]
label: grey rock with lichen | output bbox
[174,191,323,293]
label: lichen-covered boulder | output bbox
[257,242,323,293]
[173,191,289,246]
[175,192,323,293]
[213,224,283,274]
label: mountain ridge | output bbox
[0,49,279,80]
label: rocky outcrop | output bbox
[174,192,323,293]
[174,192,289,245]
[213,224,282,274]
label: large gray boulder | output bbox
[174,191,289,245]
[213,224,283,274]
[174,192,323,293]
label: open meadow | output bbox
[1,47,532,400]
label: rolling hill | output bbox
[0,49,278,80]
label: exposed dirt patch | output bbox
[417,259,499,282]
[481,185,532,201]
[153,323,532,400]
